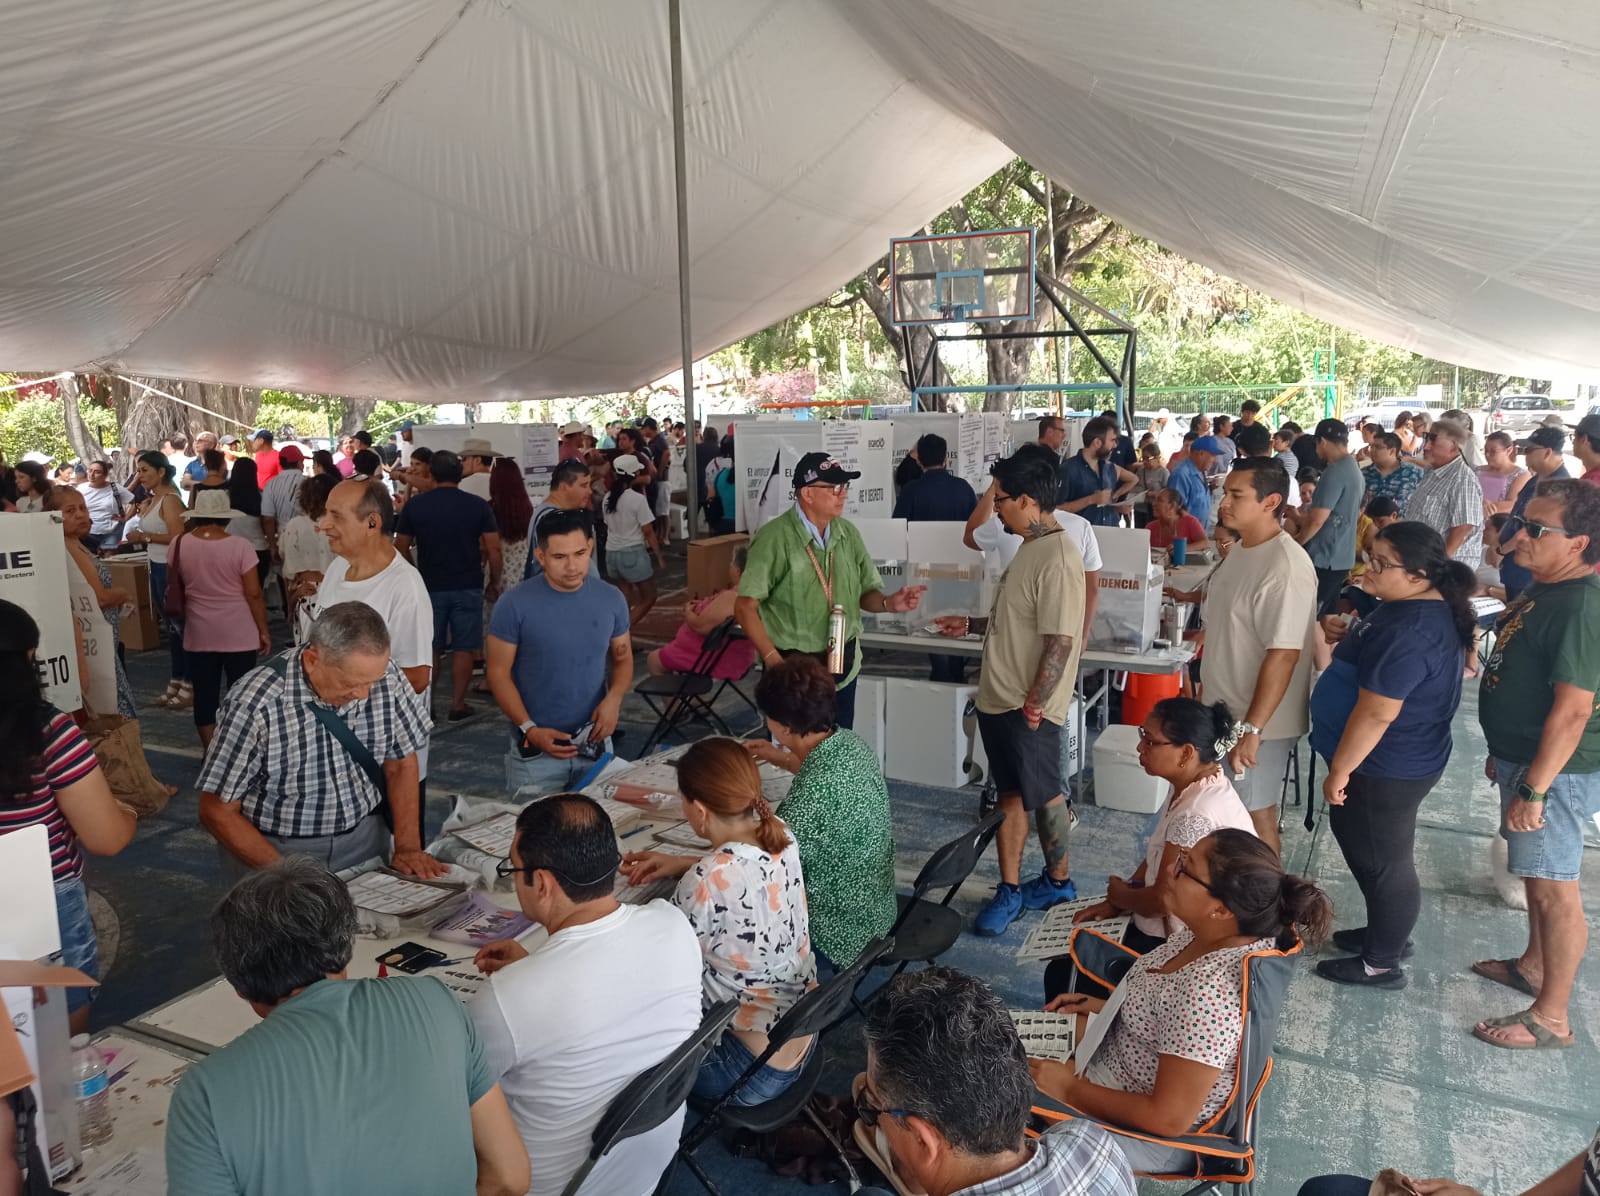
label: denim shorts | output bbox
[54,876,100,1014]
[1496,757,1600,882]
[690,1031,810,1106]
[430,588,484,652]
[606,545,654,584]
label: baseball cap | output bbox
[1313,418,1349,443]
[277,444,305,466]
[398,419,416,431]
[1526,425,1566,452]
[1191,435,1224,455]
[251,428,272,443]
[1576,412,1600,443]
[792,451,861,490]
[612,453,646,477]
[219,434,240,447]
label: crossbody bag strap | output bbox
[306,703,389,801]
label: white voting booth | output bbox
[409,421,561,501]
[0,514,82,713]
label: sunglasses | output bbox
[1175,849,1225,900]
[1520,519,1574,540]
[853,1083,912,1129]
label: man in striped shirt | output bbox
[196,601,442,881]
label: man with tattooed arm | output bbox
[939,451,1087,937]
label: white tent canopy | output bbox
[4,0,1598,401]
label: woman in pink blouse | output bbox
[1030,829,1331,1172]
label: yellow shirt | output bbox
[976,531,1086,724]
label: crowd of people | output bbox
[1,397,1598,1196]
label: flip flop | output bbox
[1471,1008,1574,1051]
[1470,957,1538,997]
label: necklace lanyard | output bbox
[803,541,834,605]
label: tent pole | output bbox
[670,0,700,541]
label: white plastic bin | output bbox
[854,676,888,768]
[884,680,986,789]
[1091,724,1169,813]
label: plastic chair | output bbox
[668,936,895,1196]
[1030,936,1303,1196]
[634,617,740,751]
[558,999,739,1196]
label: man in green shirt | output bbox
[736,452,925,729]
[1473,479,1600,1051]
[165,857,530,1196]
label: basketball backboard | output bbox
[889,228,1035,326]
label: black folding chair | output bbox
[634,617,740,752]
[703,625,763,736]
[559,1000,738,1196]
[668,937,895,1196]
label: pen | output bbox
[619,824,650,840]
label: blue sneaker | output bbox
[1018,871,1077,911]
[974,883,1024,936]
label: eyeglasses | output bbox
[495,854,620,885]
[1175,849,1226,900]
[1521,519,1575,541]
[805,482,849,496]
[853,1083,912,1129]
[1366,555,1405,574]
[993,491,1016,505]
[1137,727,1176,748]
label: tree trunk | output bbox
[983,329,1037,412]
[338,396,377,436]
[60,375,103,467]
[105,376,263,449]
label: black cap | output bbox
[1314,418,1349,444]
[1527,425,1566,452]
[793,451,860,490]
[1577,412,1600,444]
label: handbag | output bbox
[164,532,187,619]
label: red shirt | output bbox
[1149,513,1206,549]
[253,447,282,487]
[1584,466,1600,486]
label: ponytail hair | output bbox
[1375,521,1477,647]
[674,737,790,857]
[1203,828,1333,949]
[605,472,631,515]
[137,449,176,487]
[1150,696,1235,764]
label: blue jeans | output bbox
[1297,1178,1371,1196]
[430,588,484,653]
[1495,757,1600,881]
[504,737,614,796]
[54,877,100,1015]
[148,562,186,680]
[691,1032,809,1106]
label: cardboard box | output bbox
[686,533,749,599]
[105,556,162,651]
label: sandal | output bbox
[1470,957,1538,997]
[169,682,194,711]
[155,680,182,708]
[1471,1008,1574,1050]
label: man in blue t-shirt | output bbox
[394,450,502,722]
[487,508,633,794]
[1058,415,1137,527]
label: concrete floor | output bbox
[88,550,1598,1195]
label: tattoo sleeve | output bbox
[1028,633,1074,708]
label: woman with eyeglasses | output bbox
[1054,698,1257,996]
[1309,521,1473,990]
[619,737,816,1106]
[1029,829,1331,1171]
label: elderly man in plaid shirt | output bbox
[197,601,443,882]
[853,969,1134,1196]
[1403,420,1486,566]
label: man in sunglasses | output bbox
[1475,478,1600,1051]
[470,794,701,1195]
[1404,420,1485,567]
[736,452,926,729]
[854,968,1134,1196]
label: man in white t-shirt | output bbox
[471,794,702,1196]
[965,453,1101,641]
[1202,457,1316,856]
[310,478,435,838]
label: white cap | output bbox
[612,453,645,477]
[20,451,52,465]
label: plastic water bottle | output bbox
[69,1034,113,1148]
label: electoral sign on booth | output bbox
[891,412,1008,492]
[0,514,80,712]
[733,418,892,533]
[409,421,560,499]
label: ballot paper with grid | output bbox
[1015,898,1130,962]
[1009,1010,1078,1062]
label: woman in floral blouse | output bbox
[746,654,897,972]
[621,737,816,1105]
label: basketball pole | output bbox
[669,0,700,541]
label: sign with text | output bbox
[0,515,80,711]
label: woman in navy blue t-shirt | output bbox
[1309,521,1475,990]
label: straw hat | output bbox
[460,437,504,458]
[183,490,248,521]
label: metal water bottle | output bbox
[827,604,847,674]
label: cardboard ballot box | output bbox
[686,533,749,599]
[105,554,161,651]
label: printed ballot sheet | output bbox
[1009,1011,1078,1062]
[346,869,460,917]
[1015,897,1131,962]
[450,811,518,857]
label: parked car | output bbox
[1485,392,1560,438]
[1343,401,1444,433]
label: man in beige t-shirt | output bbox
[1203,457,1316,855]
[938,452,1086,937]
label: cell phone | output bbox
[378,942,449,974]
[569,721,605,760]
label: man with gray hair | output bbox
[1405,419,1486,567]
[197,600,444,880]
[853,968,1134,1196]
[165,857,530,1195]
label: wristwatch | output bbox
[1237,721,1262,738]
[1513,780,1547,804]
[518,719,537,740]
